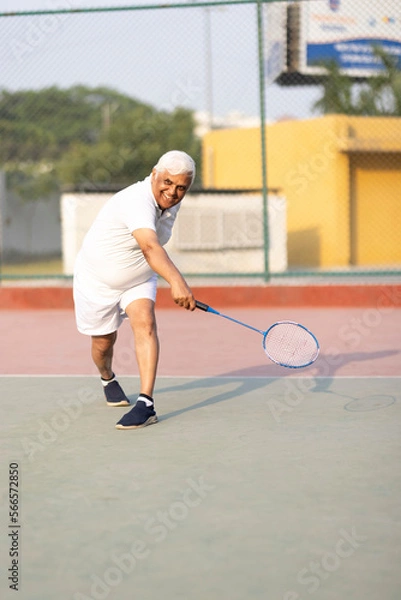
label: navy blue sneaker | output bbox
[115,399,158,429]
[103,380,130,407]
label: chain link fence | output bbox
[1,0,400,282]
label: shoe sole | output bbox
[106,399,131,407]
[115,415,158,430]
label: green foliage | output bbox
[0,85,201,199]
[58,106,200,187]
[313,46,401,117]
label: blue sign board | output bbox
[300,0,401,77]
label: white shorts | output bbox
[73,273,158,336]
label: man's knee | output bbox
[126,300,157,335]
[91,332,117,354]
[132,313,157,336]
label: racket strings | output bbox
[263,322,319,368]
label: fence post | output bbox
[257,0,269,282]
[0,170,5,284]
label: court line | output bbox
[1,375,400,380]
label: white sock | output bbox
[138,394,154,407]
[101,374,116,387]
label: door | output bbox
[350,154,401,266]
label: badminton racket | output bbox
[195,301,319,369]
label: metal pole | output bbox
[205,7,214,130]
[0,171,3,285]
[257,0,269,282]
[0,0,263,18]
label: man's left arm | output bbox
[133,228,196,310]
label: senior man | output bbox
[73,150,196,430]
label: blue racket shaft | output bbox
[195,301,320,368]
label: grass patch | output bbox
[1,258,65,276]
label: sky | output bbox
[0,0,320,122]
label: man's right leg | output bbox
[114,299,159,430]
[91,332,130,407]
[91,331,117,380]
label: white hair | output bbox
[154,150,196,185]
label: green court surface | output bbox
[1,376,400,600]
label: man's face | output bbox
[151,169,192,210]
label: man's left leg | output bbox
[91,332,130,407]
[115,298,159,429]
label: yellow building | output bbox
[202,115,401,268]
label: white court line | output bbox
[0,374,400,380]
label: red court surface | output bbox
[0,305,400,377]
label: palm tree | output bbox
[313,46,401,116]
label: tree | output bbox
[58,106,200,187]
[0,85,201,198]
[313,46,401,116]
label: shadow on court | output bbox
[1,375,400,600]
[155,377,278,422]
[204,349,400,379]
[155,349,400,422]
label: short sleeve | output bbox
[117,180,157,233]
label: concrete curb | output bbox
[1,284,400,309]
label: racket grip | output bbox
[195,300,209,312]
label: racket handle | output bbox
[195,300,210,312]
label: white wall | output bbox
[61,191,287,276]
[61,192,112,274]
[0,173,61,260]
[166,193,287,274]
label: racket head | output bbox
[262,321,319,368]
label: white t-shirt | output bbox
[75,175,180,290]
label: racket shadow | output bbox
[310,349,399,386]
[305,349,399,412]
[311,378,398,413]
